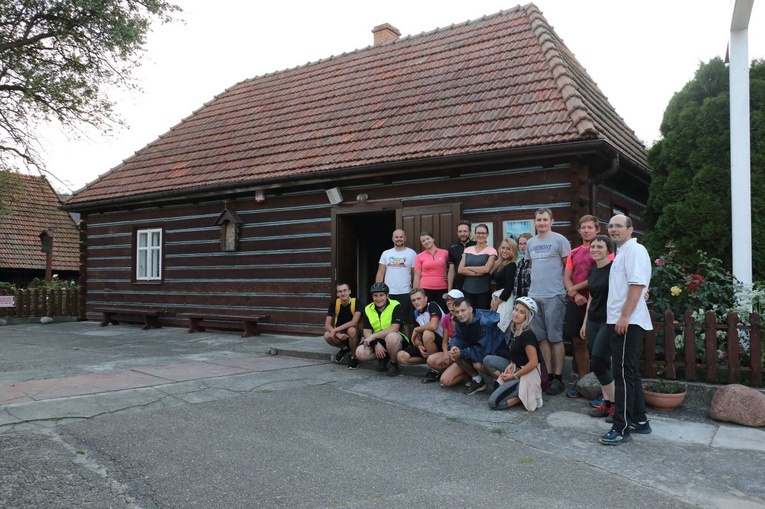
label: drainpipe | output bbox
[589,155,619,217]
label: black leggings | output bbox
[586,319,613,386]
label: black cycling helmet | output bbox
[370,282,390,294]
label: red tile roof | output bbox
[66,3,647,207]
[0,173,80,271]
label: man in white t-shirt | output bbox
[598,214,652,446]
[376,229,417,323]
[526,208,571,396]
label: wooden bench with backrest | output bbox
[178,312,271,338]
[93,307,170,330]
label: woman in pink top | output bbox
[414,232,449,310]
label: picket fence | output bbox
[645,309,763,387]
[0,288,80,318]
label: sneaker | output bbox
[598,430,633,446]
[464,379,487,395]
[376,357,389,372]
[386,362,400,377]
[588,402,611,418]
[347,356,359,370]
[421,369,440,383]
[629,420,652,434]
[334,347,350,363]
[545,379,564,396]
[565,389,581,398]
[590,394,605,407]
[605,406,615,423]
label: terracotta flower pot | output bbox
[643,388,686,411]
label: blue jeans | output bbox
[609,324,648,433]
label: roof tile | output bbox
[67,3,647,207]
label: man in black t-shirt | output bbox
[447,220,476,292]
[323,283,362,369]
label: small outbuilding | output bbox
[0,172,80,286]
[63,4,649,334]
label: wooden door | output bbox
[397,203,461,252]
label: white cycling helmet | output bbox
[514,296,538,322]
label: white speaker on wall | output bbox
[326,187,343,205]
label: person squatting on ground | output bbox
[354,282,410,377]
[526,208,571,395]
[323,283,362,369]
[598,214,653,446]
[397,288,445,374]
[490,237,518,332]
[376,229,417,325]
[580,235,617,421]
[423,289,463,383]
[458,223,497,310]
[484,297,545,411]
[436,297,504,395]
[563,215,601,381]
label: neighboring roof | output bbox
[0,172,79,272]
[66,3,647,208]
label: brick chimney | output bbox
[372,23,401,46]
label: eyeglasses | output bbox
[607,224,628,229]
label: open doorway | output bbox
[334,211,395,301]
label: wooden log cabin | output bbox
[63,4,650,335]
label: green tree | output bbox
[0,0,179,169]
[644,57,765,280]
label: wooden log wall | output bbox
[81,159,646,335]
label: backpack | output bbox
[334,298,356,325]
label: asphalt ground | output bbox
[1,321,764,509]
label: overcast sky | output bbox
[36,0,764,193]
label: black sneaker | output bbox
[598,429,632,446]
[386,362,400,377]
[347,356,359,370]
[545,378,564,396]
[376,357,389,372]
[629,420,652,434]
[334,347,350,363]
[464,379,487,395]
[421,369,440,384]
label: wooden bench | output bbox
[178,313,271,338]
[94,307,170,330]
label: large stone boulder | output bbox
[40,316,54,324]
[572,372,602,400]
[710,384,765,427]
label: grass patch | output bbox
[445,417,458,423]
[75,450,86,455]
[490,428,506,436]
[517,457,535,464]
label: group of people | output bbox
[323,209,653,446]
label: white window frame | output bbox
[136,228,163,281]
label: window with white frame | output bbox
[136,228,163,281]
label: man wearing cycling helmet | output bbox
[354,282,410,376]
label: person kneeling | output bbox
[437,297,504,395]
[487,297,545,411]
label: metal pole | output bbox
[729,0,754,284]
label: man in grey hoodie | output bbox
[436,297,504,395]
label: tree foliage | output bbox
[644,57,765,280]
[0,0,179,169]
